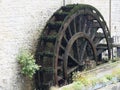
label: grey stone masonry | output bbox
[98,82,120,90]
[0,0,63,90]
[0,0,120,90]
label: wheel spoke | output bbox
[78,16,82,32]
[75,39,81,61]
[80,40,88,61]
[91,28,98,41]
[67,65,79,75]
[90,21,100,40]
[91,32,96,41]
[68,54,80,65]
[60,44,65,51]
[86,27,92,36]
[68,25,72,37]
[63,35,69,43]
[83,18,87,33]
[58,76,63,81]
[73,18,77,33]
[86,20,93,35]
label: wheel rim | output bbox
[35,4,111,90]
[63,32,97,83]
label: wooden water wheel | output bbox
[35,4,111,90]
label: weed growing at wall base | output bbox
[17,50,40,79]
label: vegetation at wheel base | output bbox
[17,50,40,79]
[52,60,120,90]
[111,57,120,62]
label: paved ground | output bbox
[82,61,120,78]
[86,61,120,90]
[58,61,120,90]
[98,82,120,90]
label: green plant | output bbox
[60,81,84,90]
[111,57,120,62]
[90,77,98,86]
[105,74,113,80]
[17,50,40,79]
[112,67,120,79]
[72,72,92,86]
[99,77,109,83]
[72,81,84,90]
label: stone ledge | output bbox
[58,60,120,90]
[98,82,120,90]
[80,60,120,78]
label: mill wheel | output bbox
[35,4,111,90]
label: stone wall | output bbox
[111,0,120,44]
[0,0,120,90]
[0,0,63,90]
